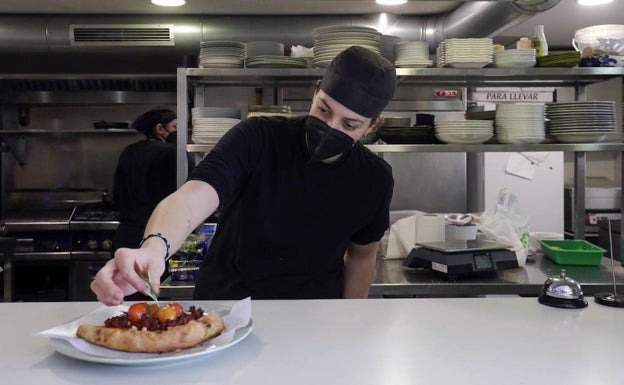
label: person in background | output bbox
[111,107,187,252]
[92,46,397,304]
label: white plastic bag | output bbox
[477,188,530,266]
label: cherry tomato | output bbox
[168,302,183,317]
[146,303,159,318]
[128,302,147,324]
[157,306,177,324]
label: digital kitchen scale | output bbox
[403,239,519,280]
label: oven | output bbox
[3,202,118,301]
[69,202,117,301]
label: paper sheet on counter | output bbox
[505,152,550,180]
[34,297,251,359]
[385,215,417,259]
[385,213,447,259]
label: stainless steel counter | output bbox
[159,253,624,299]
[372,253,624,297]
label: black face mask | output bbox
[164,130,177,144]
[305,116,355,163]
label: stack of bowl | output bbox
[434,120,493,144]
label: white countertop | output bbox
[1,297,622,385]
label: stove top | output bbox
[71,203,119,222]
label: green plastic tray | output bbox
[539,239,606,266]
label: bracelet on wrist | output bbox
[139,232,171,260]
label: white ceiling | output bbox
[0,0,621,48]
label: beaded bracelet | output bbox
[139,232,171,260]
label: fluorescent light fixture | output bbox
[151,0,186,6]
[376,0,408,5]
[578,0,613,5]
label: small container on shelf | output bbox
[539,239,606,266]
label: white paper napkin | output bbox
[35,297,251,359]
[506,153,537,180]
[385,215,417,259]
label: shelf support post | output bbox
[176,67,189,188]
[573,151,586,239]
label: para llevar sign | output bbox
[471,87,555,103]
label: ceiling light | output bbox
[376,0,408,5]
[577,0,613,5]
[151,0,186,7]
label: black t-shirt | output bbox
[189,116,394,299]
[112,139,179,250]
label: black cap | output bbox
[320,46,396,118]
[132,107,176,135]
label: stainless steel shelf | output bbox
[0,129,141,135]
[187,142,624,154]
[0,91,176,105]
[185,67,624,87]
[177,65,624,244]
[366,142,624,153]
[4,220,70,231]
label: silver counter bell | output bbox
[538,269,588,309]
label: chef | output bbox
[91,46,397,304]
[111,108,180,253]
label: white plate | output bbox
[551,133,608,143]
[435,133,492,144]
[444,62,491,68]
[48,303,254,366]
[496,137,545,144]
[49,321,253,366]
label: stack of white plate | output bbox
[436,38,493,68]
[434,120,494,144]
[493,49,536,68]
[545,101,616,143]
[495,104,545,144]
[243,41,305,68]
[312,25,381,68]
[394,41,432,68]
[245,56,307,68]
[191,107,241,145]
[245,41,284,57]
[199,41,245,68]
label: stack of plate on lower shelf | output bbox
[434,120,494,144]
[376,116,434,144]
[394,41,432,68]
[243,41,307,68]
[495,103,545,144]
[245,41,284,57]
[245,55,307,68]
[545,101,616,143]
[436,38,493,68]
[493,49,536,68]
[199,41,245,68]
[312,25,381,68]
[191,107,241,145]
